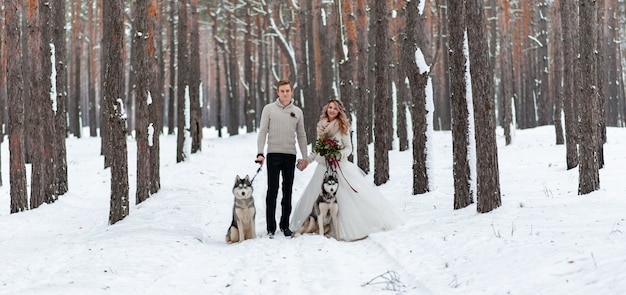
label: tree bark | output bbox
[52,0,69,195]
[150,0,162,194]
[551,1,565,145]
[177,0,189,162]
[355,0,370,173]
[402,0,429,194]
[104,0,130,225]
[577,0,600,195]
[167,0,176,135]
[499,0,514,145]
[189,0,202,152]
[448,0,472,209]
[28,0,56,208]
[373,0,390,186]
[560,0,579,169]
[6,0,28,213]
[466,0,502,213]
[70,0,82,138]
[134,0,152,204]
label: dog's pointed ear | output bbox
[235,175,241,182]
[244,175,250,182]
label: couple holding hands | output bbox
[256,80,403,242]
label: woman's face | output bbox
[327,101,340,120]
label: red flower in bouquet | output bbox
[314,134,342,170]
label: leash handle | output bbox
[250,162,263,184]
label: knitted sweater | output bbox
[257,99,308,157]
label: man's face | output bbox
[277,84,292,103]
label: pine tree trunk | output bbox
[560,0,579,169]
[499,0,514,145]
[6,0,28,213]
[189,0,202,152]
[135,0,151,205]
[466,0,502,213]
[167,0,176,135]
[27,0,54,208]
[104,0,130,225]
[372,0,390,186]
[551,1,565,145]
[226,5,239,136]
[51,1,68,195]
[70,0,82,138]
[402,0,429,194]
[244,2,255,133]
[355,0,370,174]
[88,1,98,137]
[150,0,163,194]
[577,0,600,195]
[177,0,189,162]
[448,0,472,209]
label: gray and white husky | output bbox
[295,172,339,238]
[226,175,256,244]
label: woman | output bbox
[289,99,404,241]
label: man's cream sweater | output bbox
[257,99,308,157]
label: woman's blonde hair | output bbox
[320,99,350,135]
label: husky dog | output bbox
[226,175,256,244]
[295,172,339,238]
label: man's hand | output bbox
[296,159,308,171]
[256,155,265,165]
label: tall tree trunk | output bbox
[167,0,176,135]
[70,0,82,138]
[244,2,255,133]
[127,2,136,135]
[226,4,239,136]
[560,0,579,169]
[466,0,501,213]
[104,0,130,225]
[448,0,472,209]
[402,0,430,194]
[355,0,370,173]
[0,5,6,142]
[0,6,5,186]
[372,0,390,186]
[135,0,152,205]
[22,1,32,165]
[433,0,451,131]
[150,0,163,194]
[52,0,69,195]
[189,0,202,153]
[499,0,514,145]
[6,0,28,213]
[88,1,97,137]
[551,1,565,145]
[101,0,112,169]
[209,1,223,137]
[28,0,56,208]
[177,0,189,162]
[595,0,606,168]
[577,0,600,195]
[537,1,552,126]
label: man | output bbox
[256,80,308,237]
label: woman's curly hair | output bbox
[320,99,350,135]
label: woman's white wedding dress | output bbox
[289,129,405,241]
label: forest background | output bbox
[0,0,624,222]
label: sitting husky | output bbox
[295,172,339,239]
[226,175,256,244]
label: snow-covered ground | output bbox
[1,126,625,294]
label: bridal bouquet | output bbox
[314,134,342,170]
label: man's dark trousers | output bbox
[266,153,296,234]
